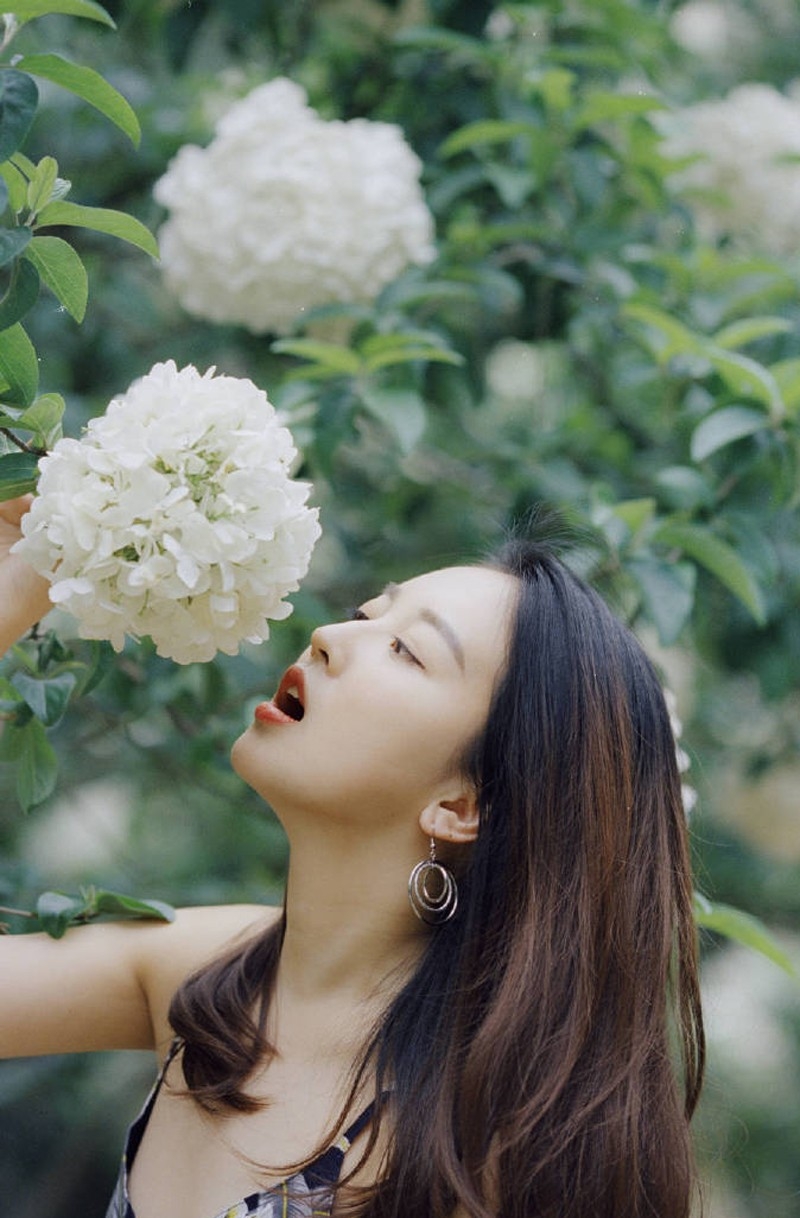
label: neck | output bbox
[276,824,430,1008]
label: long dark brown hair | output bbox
[170,541,705,1218]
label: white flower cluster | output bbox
[663,688,698,819]
[14,361,321,664]
[660,83,800,256]
[154,78,436,334]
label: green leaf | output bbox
[18,391,64,446]
[359,386,427,454]
[772,358,800,415]
[271,339,363,376]
[712,316,793,349]
[10,0,115,27]
[654,466,714,511]
[628,556,696,646]
[0,450,39,499]
[16,55,140,147]
[575,90,667,129]
[13,716,58,812]
[654,521,765,624]
[694,893,796,977]
[623,301,703,362]
[0,256,39,330]
[690,405,768,462]
[35,890,86,939]
[609,497,655,536]
[0,226,32,267]
[0,71,38,163]
[0,323,38,405]
[91,889,175,923]
[33,886,175,937]
[440,119,537,158]
[10,670,76,725]
[35,201,158,259]
[24,235,88,321]
[0,162,29,214]
[26,154,58,215]
[359,332,464,372]
[707,346,783,415]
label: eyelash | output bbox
[349,607,423,668]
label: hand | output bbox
[0,496,52,654]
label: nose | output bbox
[309,623,338,670]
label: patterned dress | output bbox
[105,1044,375,1218]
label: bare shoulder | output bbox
[136,903,281,1051]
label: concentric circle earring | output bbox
[408,837,458,925]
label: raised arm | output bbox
[0,495,52,655]
[0,904,274,1059]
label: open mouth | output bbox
[274,666,306,721]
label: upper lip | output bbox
[273,664,306,721]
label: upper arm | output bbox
[0,903,277,1059]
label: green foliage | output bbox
[0,1,156,503]
[0,0,798,1208]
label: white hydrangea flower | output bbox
[660,83,800,256]
[14,361,321,664]
[153,78,436,334]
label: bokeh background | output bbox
[1,1,799,1215]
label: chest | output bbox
[127,1055,372,1218]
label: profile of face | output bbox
[231,566,517,842]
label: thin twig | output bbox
[0,904,35,919]
[0,426,47,457]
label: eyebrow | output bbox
[382,583,466,673]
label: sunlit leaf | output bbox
[694,893,796,977]
[272,339,362,375]
[16,55,140,146]
[11,0,115,27]
[0,323,38,405]
[440,119,537,158]
[712,316,793,349]
[36,201,158,258]
[24,235,88,321]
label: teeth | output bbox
[286,685,299,700]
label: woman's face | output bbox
[231,565,516,829]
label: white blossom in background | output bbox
[663,688,698,818]
[14,361,321,664]
[670,0,757,61]
[154,78,436,334]
[659,83,800,257]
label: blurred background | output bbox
[0,1,799,1215]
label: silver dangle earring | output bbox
[408,837,458,925]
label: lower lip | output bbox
[254,700,297,725]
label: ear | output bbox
[419,789,480,845]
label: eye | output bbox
[350,607,369,621]
[390,636,424,668]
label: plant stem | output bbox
[0,904,35,919]
[0,427,46,457]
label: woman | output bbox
[0,495,705,1218]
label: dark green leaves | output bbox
[35,887,175,939]
[0,71,38,162]
[0,450,40,497]
[654,521,766,624]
